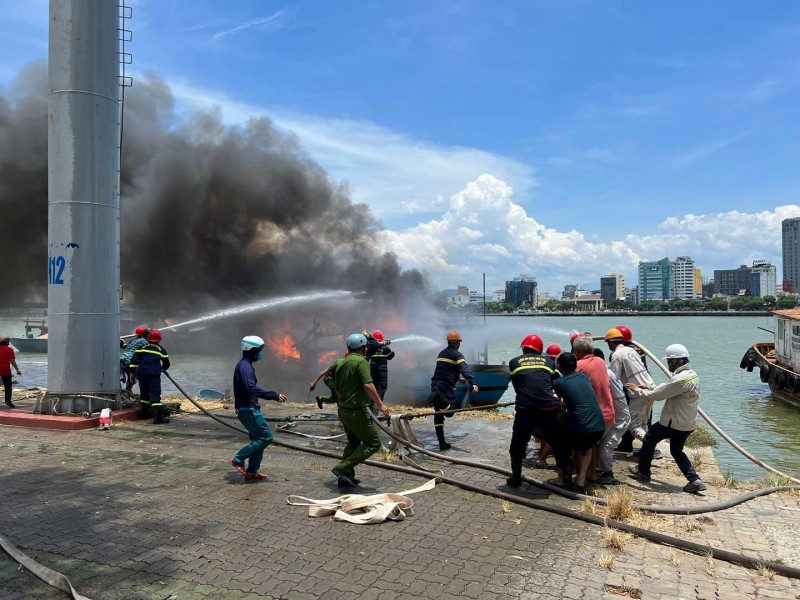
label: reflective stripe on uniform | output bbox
[510,364,555,376]
[436,357,466,365]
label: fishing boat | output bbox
[10,334,48,353]
[393,363,511,408]
[739,308,800,409]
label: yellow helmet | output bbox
[604,328,624,342]
[446,330,462,342]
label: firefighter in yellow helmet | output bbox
[427,330,478,451]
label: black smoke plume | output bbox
[0,62,429,315]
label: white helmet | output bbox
[241,335,265,351]
[663,343,689,360]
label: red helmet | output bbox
[147,329,162,343]
[520,334,544,353]
[372,330,384,342]
[135,325,149,337]
[616,325,632,343]
[570,331,591,346]
[546,344,561,359]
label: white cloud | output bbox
[670,133,749,169]
[211,10,291,42]
[377,174,800,294]
[167,80,536,223]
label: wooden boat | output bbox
[739,308,800,409]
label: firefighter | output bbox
[121,325,150,393]
[507,334,563,488]
[427,330,478,451]
[331,333,390,488]
[229,335,287,482]
[364,329,395,405]
[130,329,171,423]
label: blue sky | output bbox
[3,1,800,295]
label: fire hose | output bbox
[160,371,800,580]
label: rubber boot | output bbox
[507,456,522,488]
[436,427,451,451]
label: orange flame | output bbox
[317,350,340,366]
[270,334,301,360]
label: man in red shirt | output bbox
[0,336,22,408]
[572,334,615,484]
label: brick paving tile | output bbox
[1,411,800,599]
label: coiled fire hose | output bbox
[631,340,800,486]
[162,371,800,580]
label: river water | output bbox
[2,314,795,482]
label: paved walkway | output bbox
[1,401,799,599]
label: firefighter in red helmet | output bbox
[506,334,565,488]
[130,329,171,424]
[363,329,395,410]
[121,325,150,393]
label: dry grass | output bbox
[697,515,714,525]
[721,468,738,489]
[579,498,600,516]
[690,450,703,470]
[597,552,616,570]
[500,500,513,515]
[603,487,635,522]
[377,447,399,462]
[603,584,642,598]
[667,550,681,567]
[681,518,704,533]
[704,551,717,577]
[601,527,632,551]
[756,563,776,581]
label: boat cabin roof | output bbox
[771,308,800,321]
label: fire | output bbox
[270,334,301,360]
[317,350,340,366]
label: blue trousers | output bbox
[638,421,699,482]
[235,410,273,473]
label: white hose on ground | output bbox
[632,340,800,486]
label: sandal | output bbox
[227,458,246,477]
[244,472,269,482]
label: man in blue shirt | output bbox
[229,335,287,482]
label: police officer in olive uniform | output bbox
[507,334,563,487]
[428,330,478,451]
[331,333,391,488]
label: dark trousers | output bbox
[2,375,12,404]
[235,409,273,473]
[510,406,571,475]
[138,372,161,418]
[638,421,699,482]
[429,386,455,427]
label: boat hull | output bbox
[740,342,800,409]
[391,364,511,408]
[10,337,48,353]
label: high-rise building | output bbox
[671,256,697,300]
[561,284,577,300]
[505,275,537,308]
[714,265,751,296]
[638,258,672,302]
[782,217,800,293]
[600,274,625,305]
[694,268,702,298]
[750,260,777,298]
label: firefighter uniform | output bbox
[367,341,395,401]
[428,343,475,450]
[130,342,170,423]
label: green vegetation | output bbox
[685,424,718,448]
